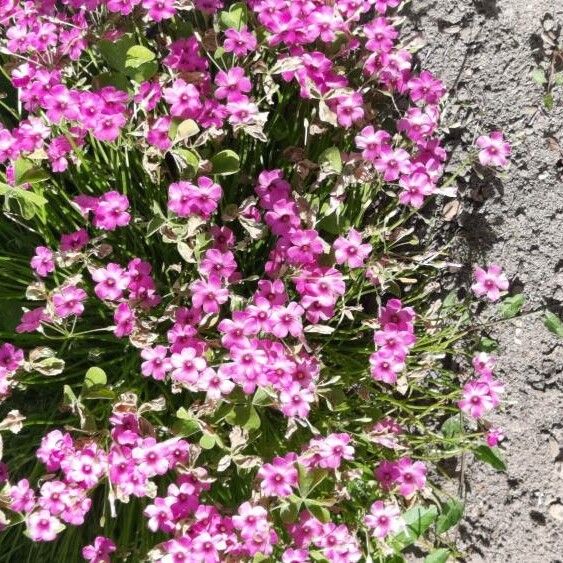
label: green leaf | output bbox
[297,465,327,498]
[0,182,47,207]
[544,93,554,111]
[99,35,136,72]
[175,149,200,175]
[82,387,115,400]
[554,72,563,86]
[15,159,49,185]
[319,146,342,174]
[225,405,261,431]
[544,311,563,338]
[252,387,274,407]
[500,294,525,319]
[173,407,200,437]
[474,445,507,471]
[173,119,199,142]
[62,385,78,408]
[93,72,131,92]
[210,149,240,176]
[389,505,439,550]
[279,501,300,523]
[441,415,463,439]
[219,2,248,30]
[424,549,451,563]
[84,367,107,389]
[531,68,547,85]
[478,336,498,352]
[199,433,216,449]
[125,45,156,68]
[306,503,330,523]
[436,498,464,534]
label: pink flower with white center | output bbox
[190,277,229,314]
[271,302,304,338]
[257,456,298,497]
[133,438,170,477]
[26,510,64,542]
[364,500,404,538]
[471,264,509,302]
[374,323,416,359]
[335,92,364,128]
[287,229,324,265]
[141,345,171,381]
[374,146,412,181]
[229,340,268,374]
[458,380,495,418]
[60,228,89,252]
[10,478,36,512]
[144,496,175,533]
[201,249,238,279]
[333,229,372,268]
[472,352,496,377]
[279,382,315,418]
[282,548,310,563]
[215,67,252,101]
[223,26,257,57]
[171,347,207,386]
[355,126,391,162]
[82,536,116,563]
[167,482,198,520]
[142,0,176,21]
[53,285,87,318]
[316,433,355,469]
[191,531,227,562]
[486,427,505,447]
[199,367,235,400]
[93,191,130,231]
[398,170,435,208]
[392,457,427,497]
[369,348,405,384]
[107,0,141,14]
[38,480,67,515]
[63,447,106,488]
[475,131,511,168]
[226,97,259,125]
[163,79,202,118]
[16,307,48,333]
[31,246,55,277]
[92,263,130,301]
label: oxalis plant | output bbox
[0,0,516,561]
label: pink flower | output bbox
[37,429,74,471]
[282,548,310,563]
[0,342,24,374]
[365,501,403,538]
[168,177,222,219]
[407,70,446,105]
[92,113,126,142]
[215,67,252,101]
[92,263,130,301]
[60,229,89,252]
[113,302,135,337]
[146,116,172,151]
[315,433,355,469]
[392,457,427,497]
[458,380,495,418]
[191,531,227,562]
[270,302,304,338]
[223,26,257,57]
[279,382,314,418]
[335,92,364,128]
[141,345,171,381]
[226,97,259,125]
[333,229,372,268]
[369,348,405,384]
[144,496,175,533]
[62,446,106,488]
[170,347,207,386]
[398,170,435,208]
[355,126,391,162]
[10,478,36,512]
[374,323,416,360]
[31,246,55,277]
[471,264,509,302]
[374,146,412,181]
[190,278,229,314]
[287,229,324,265]
[16,307,48,333]
[200,249,238,279]
[142,0,176,21]
[199,367,235,400]
[93,191,130,231]
[258,456,298,497]
[53,285,87,318]
[486,427,505,447]
[163,79,202,118]
[472,352,496,377]
[38,480,67,515]
[133,438,170,477]
[82,536,116,563]
[475,131,511,168]
[26,510,64,542]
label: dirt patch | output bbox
[409,1,563,561]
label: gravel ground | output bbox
[409,1,563,561]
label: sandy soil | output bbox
[409,1,563,561]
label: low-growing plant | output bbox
[0,1,513,561]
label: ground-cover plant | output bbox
[0,1,513,561]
